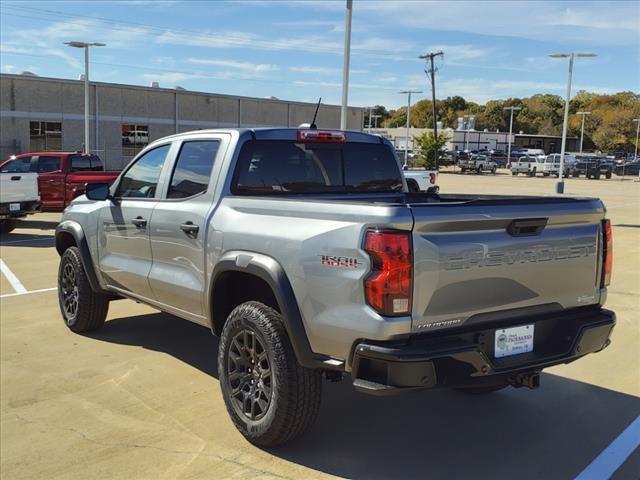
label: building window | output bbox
[122,124,149,158]
[30,121,62,151]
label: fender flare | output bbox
[209,251,333,369]
[55,220,104,293]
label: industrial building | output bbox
[0,73,365,169]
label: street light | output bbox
[340,0,353,130]
[399,90,422,168]
[576,111,591,153]
[633,118,640,181]
[503,106,521,165]
[64,41,106,154]
[549,52,596,193]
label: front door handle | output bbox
[131,216,147,229]
[11,176,21,181]
[180,221,199,238]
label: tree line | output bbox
[365,91,640,153]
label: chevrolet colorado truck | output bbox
[0,165,40,233]
[55,128,616,446]
[0,152,119,211]
[459,154,497,174]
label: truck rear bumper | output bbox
[351,307,615,396]
[0,200,42,219]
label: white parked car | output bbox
[403,169,439,193]
[542,153,577,177]
[511,156,542,176]
[0,156,41,233]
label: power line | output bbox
[0,4,418,59]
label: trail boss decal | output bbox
[319,255,361,269]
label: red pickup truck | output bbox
[0,152,119,211]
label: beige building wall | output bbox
[0,74,365,168]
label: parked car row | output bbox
[508,153,621,180]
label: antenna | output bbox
[310,97,322,129]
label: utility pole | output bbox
[504,106,521,165]
[419,50,444,168]
[549,51,596,194]
[340,0,353,130]
[399,90,422,168]
[576,111,591,153]
[64,41,106,153]
[632,118,639,181]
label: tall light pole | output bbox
[340,0,353,130]
[64,41,106,154]
[633,118,640,181]
[549,52,596,193]
[464,115,471,152]
[419,51,444,168]
[576,111,591,153]
[504,106,521,165]
[399,90,422,168]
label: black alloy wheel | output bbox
[227,328,273,421]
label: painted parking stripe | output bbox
[0,287,57,298]
[0,259,27,294]
[575,415,640,480]
[0,237,54,245]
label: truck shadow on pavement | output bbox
[90,311,640,480]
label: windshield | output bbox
[232,140,403,194]
[470,155,486,161]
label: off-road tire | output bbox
[58,247,109,333]
[218,301,322,447]
[456,383,509,394]
[606,171,612,179]
[0,219,15,234]
[491,166,497,174]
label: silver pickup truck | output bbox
[55,128,615,446]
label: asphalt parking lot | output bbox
[1,172,639,480]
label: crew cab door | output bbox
[97,143,173,299]
[35,155,65,210]
[147,137,225,317]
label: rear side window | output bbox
[115,145,170,198]
[37,156,61,173]
[0,156,32,173]
[167,141,219,199]
[71,154,102,171]
[232,140,402,194]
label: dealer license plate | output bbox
[9,203,20,212]
[494,324,534,358]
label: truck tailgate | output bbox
[0,172,39,203]
[409,197,605,332]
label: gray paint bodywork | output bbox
[57,128,609,371]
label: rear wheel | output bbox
[218,301,322,447]
[606,171,612,179]
[58,247,109,333]
[511,170,517,175]
[594,172,601,180]
[476,166,482,174]
[0,219,15,234]
[491,166,497,174]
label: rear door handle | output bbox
[131,216,147,229]
[180,221,199,238]
[11,176,21,181]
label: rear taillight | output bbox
[601,219,613,287]
[364,230,412,316]
[429,172,437,185]
[297,129,347,143]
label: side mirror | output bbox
[85,182,111,201]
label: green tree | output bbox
[413,131,449,169]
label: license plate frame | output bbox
[494,324,535,358]
[9,203,20,212]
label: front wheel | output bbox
[58,247,109,332]
[491,166,497,174]
[218,301,322,447]
[476,166,482,174]
[0,219,15,234]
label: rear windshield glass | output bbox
[232,140,403,194]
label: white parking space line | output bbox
[575,415,640,480]
[0,259,27,294]
[0,287,57,299]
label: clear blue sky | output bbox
[1,0,638,108]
